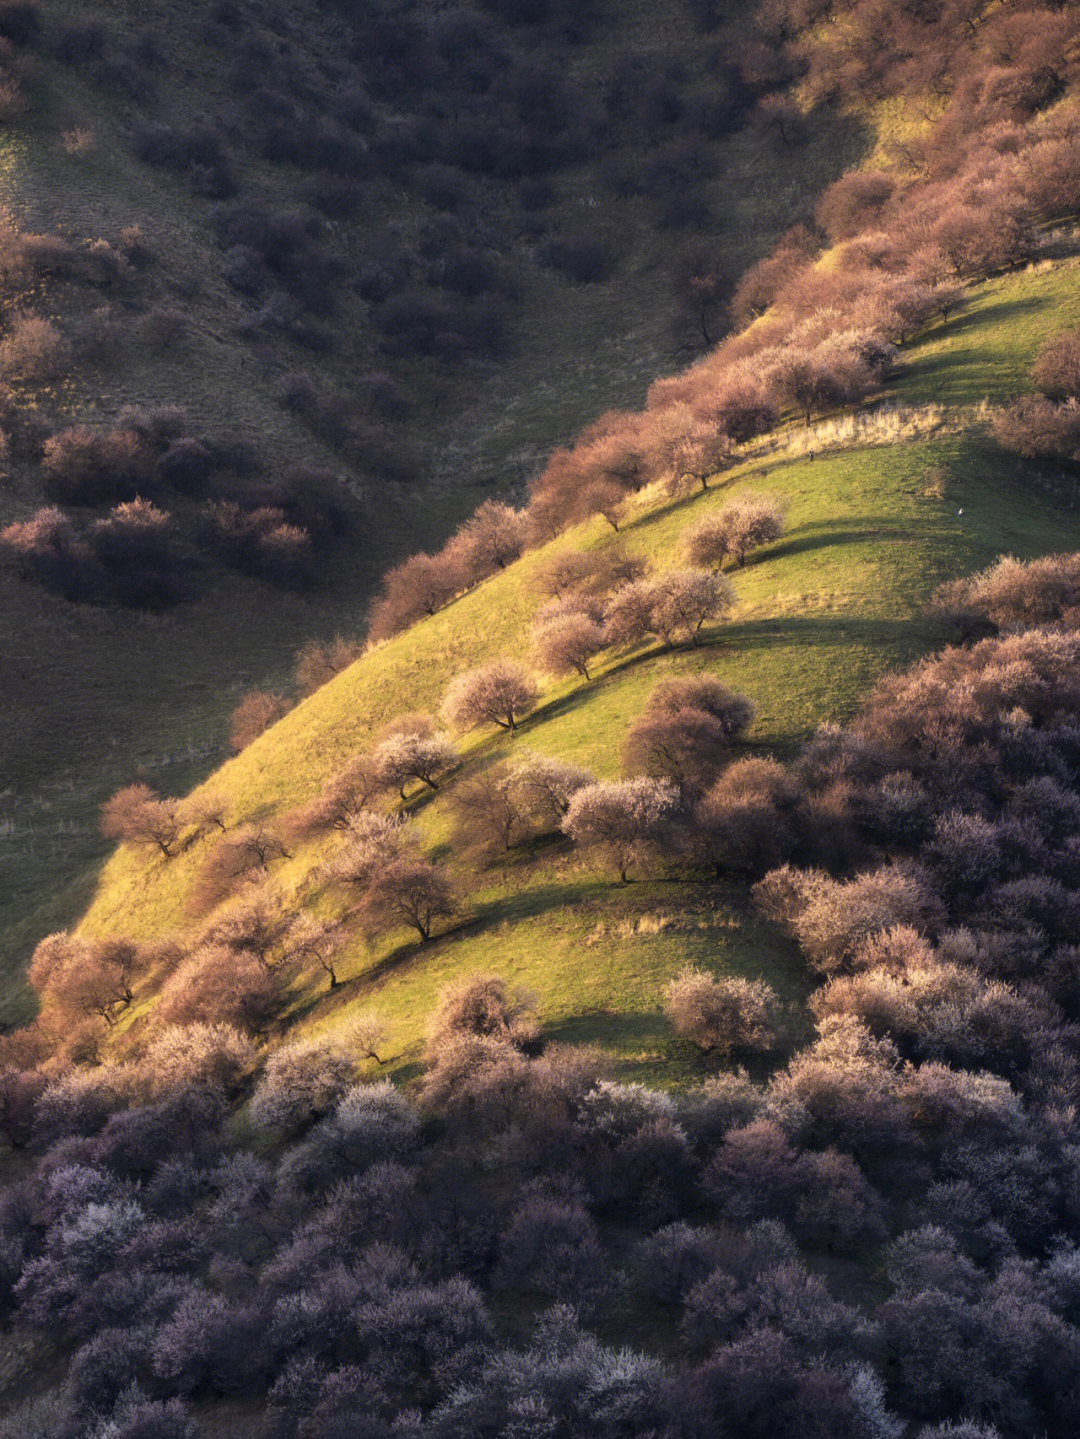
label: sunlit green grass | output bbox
[0,0,871,1024]
[895,261,1080,408]
[77,255,1080,1081]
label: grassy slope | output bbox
[72,260,1080,1082]
[0,0,865,1015]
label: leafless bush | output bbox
[294,635,364,696]
[0,313,70,382]
[41,425,150,506]
[755,863,945,974]
[61,126,95,157]
[1031,328,1080,402]
[623,676,754,797]
[156,945,284,1033]
[929,552,1080,633]
[99,783,181,859]
[664,967,781,1055]
[136,308,188,351]
[692,758,794,876]
[426,974,538,1062]
[228,691,291,752]
[991,395,1080,464]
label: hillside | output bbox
[77,256,1080,1080]
[8,2,1080,1435]
[0,0,863,1004]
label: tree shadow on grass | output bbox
[520,610,923,730]
[759,522,943,567]
[315,880,599,998]
[543,1008,664,1051]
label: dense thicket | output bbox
[8,547,1080,1436]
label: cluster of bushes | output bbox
[0,500,183,607]
[102,0,815,480]
[9,537,1080,1433]
[371,483,785,646]
[993,325,1080,466]
[0,404,350,604]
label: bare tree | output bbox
[343,1009,388,1064]
[328,812,412,888]
[28,931,148,1026]
[603,579,658,650]
[449,765,525,858]
[157,945,284,1033]
[647,569,736,645]
[441,660,540,733]
[367,549,466,641]
[178,791,230,835]
[532,545,644,599]
[509,752,594,829]
[249,1039,357,1133]
[199,886,297,971]
[228,690,291,753]
[99,783,182,860]
[287,914,349,990]
[583,477,629,531]
[193,825,291,911]
[1031,327,1080,402]
[683,495,786,572]
[358,856,456,943]
[286,754,387,837]
[533,610,606,681]
[373,727,459,799]
[692,757,794,877]
[457,499,528,576]
[562,777,680,882]
[294,635,364,696]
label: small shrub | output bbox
[0,314,71,383]
[228,691,291,752]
